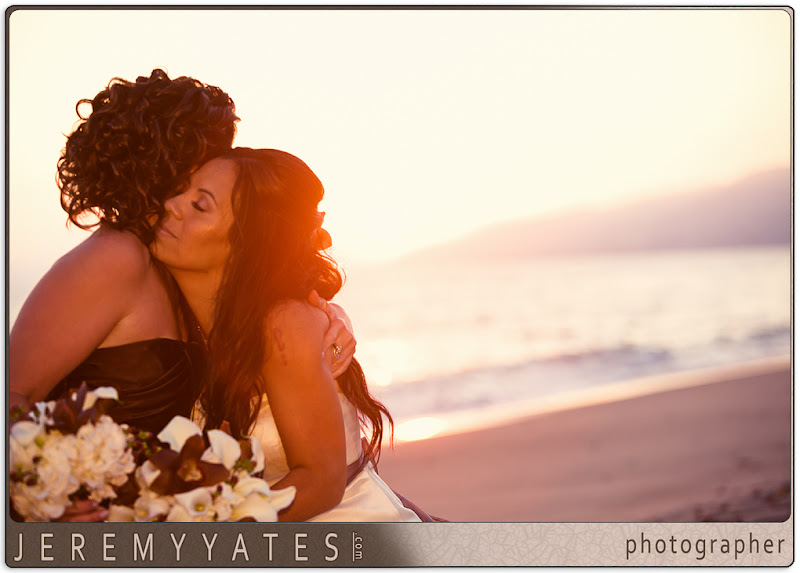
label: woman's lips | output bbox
[157,225,176,239]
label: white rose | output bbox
[73,418,135,500]
[37,498,70,521]
[37,434,80,501]
[11,481,70,522]
[9,436,37,474]
[10,484,36,521]
[106,504,135,522]
[109,450,136,486]
[95,416,129,446]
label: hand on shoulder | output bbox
[305,291,356,378]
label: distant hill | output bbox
[406,167,791,262]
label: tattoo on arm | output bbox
[272,328,289,366]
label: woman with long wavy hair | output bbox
[150,147,426,521]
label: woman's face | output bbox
[150,157,237,276]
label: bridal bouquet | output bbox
[107,416,295,522]
[10,385,295,523]
[9,384,136,521]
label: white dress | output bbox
[251,393,421,522]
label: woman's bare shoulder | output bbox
[266,299,329,335]
[263,300,330,361]
[59,227,152,280]
[81,227,150,260]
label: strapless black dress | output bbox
[45,338,204,434]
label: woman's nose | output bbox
[164,194,184,219]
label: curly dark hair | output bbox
[200,148,393,469]
[58,69,239,243]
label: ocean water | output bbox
[10,246,790,437]
[334,247,791,427]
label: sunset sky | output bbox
[8,7,791,316]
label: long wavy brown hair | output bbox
[200,148,393,468]
[58,68,239,244]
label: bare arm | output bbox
[10,229,150,405]
[262,300,347,522]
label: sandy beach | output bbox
[377,359,791,522]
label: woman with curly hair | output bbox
[10,72,356,521]
[150,148,434,522]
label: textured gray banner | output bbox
[383,520,794,566]
[6,519,792,566]
[5,521,413,567]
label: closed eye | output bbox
[191,201,206,212]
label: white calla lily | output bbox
[139,461,161,487]
[231,493,279,522]
[92,387,119,400]
[206,430,241,470]
[165,504,193,522]
[174,488,214,518]
[34,401,56,419]
[267,486,297,512]
[232,476,272,497]
[215,482,240,505]
[82,387,119,411]
[249,436,266,473]
[82,395,97,412]
[231,477,295,517]
[133,492,172,522]
[11,421,43,447]
[157,416,202,452]
[199,449,222,465]
[211,483,239,521]
[212,498,233,522]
